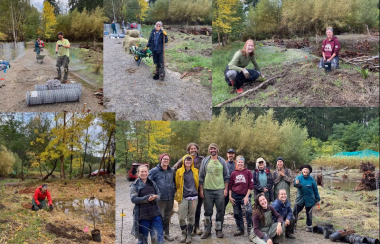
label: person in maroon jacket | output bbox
[228,156,253,237]
[318,27,341,69]
[31,184,53,211]
[249,193,285,244]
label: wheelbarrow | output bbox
[130,45,152,66]
[36,54,45,64]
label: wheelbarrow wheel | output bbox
[134,56,139,62]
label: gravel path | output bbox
[103,34,212,121]
[116,175,332,244]
[0,42,102,112]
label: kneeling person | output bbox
[271,189,296,239]
[175,155,199,243]
[32,184,53,211]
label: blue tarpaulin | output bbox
[333,149,379,158]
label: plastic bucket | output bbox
[313,225,324,234]
[91,229,101,242]
[323,227,335,239]
[323,61,332,72]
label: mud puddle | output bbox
[323,176,361,191]
[54,197,115,224]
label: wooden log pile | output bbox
[342,54,379,72]
[355,171,377,191]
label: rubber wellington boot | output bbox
[153,65,159,80]
[200,217,211,239]
[164,222,174,241]
[234,228,244,236]
[193,224,202,235]
[180,225,187,243]
[186,224,193,243]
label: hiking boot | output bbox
[160,71,165,81]
[180,226,187,243]
[61,79,68,84]
[216,230,224,238]
[186,224,193,243]
[306,226,312,232]
[193,226,202,235]
[200,229,211,239]
[286,234,296,239]
[153,73,159,80]
[233,229,244,236]
[236,88,244,93]
[164,233,175,241]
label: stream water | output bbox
[54,197,115,225]
[0,42,25,61]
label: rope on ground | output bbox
[215,70,288,107]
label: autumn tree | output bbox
[213,0,240,46]
[0,145,16,176]
[136,0,149,24]
[42,1,57,41]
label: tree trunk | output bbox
[217,27,221,47]
[81,127,89,178]
[21,160,24,181]
[69,113,75,176]
[97,128,115,179]
[39,159,43,178]
[60,112,67,179]
[42,160,58,181]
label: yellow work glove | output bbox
[144,47,148,51]
[163,29,167,35]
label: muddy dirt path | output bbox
[103,37,212,121]
[116,175,331,244]
[0,42,103,112]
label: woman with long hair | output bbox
[224,39,263,93]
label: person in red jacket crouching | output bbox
[31,184,53,211]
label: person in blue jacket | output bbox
[293,164,320,232]
[148,153,176,241]
[271,189,296,239]
[35,37,41,55]
[146,21,168,80]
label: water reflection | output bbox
[0,42,25,61]
[54,198,115,224]
[323,176,360,191]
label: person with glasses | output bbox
[253,157,274,204]
[146,21,168,80]
[148,153,176,241]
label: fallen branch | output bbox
[215,71,288,107]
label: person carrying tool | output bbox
[175,154,199,243]
[318,27,341,70]
[31,184,53,211]
[293,164,320,232]
[145,21,168,80]
[54,32,70,84]
[172,143,204,236]
[271,189,296,239]
[35,37,41,55]
[225,39,263,93]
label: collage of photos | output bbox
[0,0,379,244]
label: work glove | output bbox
[38,204,42,209]
[163,30,167,35]
[55,51,58,54]
[144,47,148,51]
[49,205,53,211]
[242,69,250,79]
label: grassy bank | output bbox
[312,156,379,170]
[0,178,115,243]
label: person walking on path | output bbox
[253,157,274,203]
[198,143,230,239]
[130,165,163,244]
[273,157,293,202]
[175,154,199,243]
[224,148,237,209]
[293,164,320,232]
[228,156,254,237]
[172,142,204,235]
[146,21,168,80]
[35,37,41,55]
[271,189,296,239]
[249,193,285,244]
[148,153,176,241]
[31,184,53,211]
[111,21,117,34]
[54,32,70,84]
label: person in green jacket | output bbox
[224,39,263,93]
[293,164,320,232]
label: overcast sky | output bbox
[31,0,69,12]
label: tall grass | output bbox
[312,156,379,169]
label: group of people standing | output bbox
[130,143,321,244]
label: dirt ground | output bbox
[103,34,212,121]
[0,42,103,112]
[116,174,337,244]
[0,178,115,243]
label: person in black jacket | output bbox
[146,21,168,80]
[253,157,274,203]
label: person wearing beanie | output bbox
[146,21,168,80]
[253,157,274,203]
[273,157,293,203]
[228,155,254,237]
[32,184,53,211]
[293,164,320,232]
[175,154,199,243]
[198,143,230,239]
[224,148,237,210]
[148,153,176,241]
[172,142,205,235]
